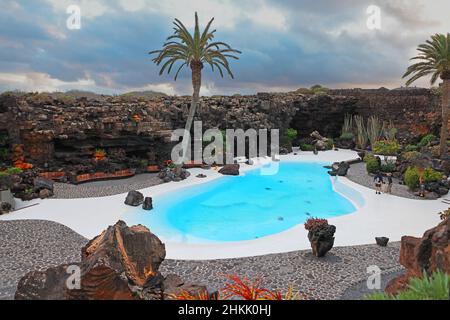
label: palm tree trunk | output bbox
[181,62,202,162]
[440,79,450,159]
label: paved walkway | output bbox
[53,173,162,199]
[0,220,402,300]
[346,162,419,199]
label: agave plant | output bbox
[150,12,241,162]
[403,33,450,159]
[367,116,383,150]
[354,115,368,150]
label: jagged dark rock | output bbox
[124,190,144,206]
[219,164,240,176]
[142,197,153,211]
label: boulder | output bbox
[307,225,336,257]
[219,164,240,176]
[33,177,54,192]
[39,189,53,199]
[15,221,166,300]
[375,237,389,247]
[0,201,12,215]
[142,197,153,211]
[124,190,144,206]
[385,219,450,295]
[327,162,350,177]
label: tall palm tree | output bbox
[149,12,241,162]
[403,33,450,159]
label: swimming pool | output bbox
[124,162,359,243]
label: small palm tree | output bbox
[149,12,241,162]
[403,33,450,159]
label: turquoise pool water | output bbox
[124,162,357,243]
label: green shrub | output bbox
[285,128,298,141]
[405,144,419,152]
[0,171,9,178]
[404,167,420,189]
[6,167,22,175]
[310,85,329,95]
[402,151,422,162]
[373,140,400,155]
[340,132,354,140]
[364,270,449,300]
[419,134,437,147]
[300,144,315,151]
[326,138,334,150]
[380,163,396,173]
[365,154,381,174]
[423,167,443,183]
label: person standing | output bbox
[386,173,393,194]
[374,172,384,195]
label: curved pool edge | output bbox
[0,149,444,260]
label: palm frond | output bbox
[149,12,240,81]
[403,33,450,85]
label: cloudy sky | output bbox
[0,0,449,95]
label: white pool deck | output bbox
[0,149,446,260]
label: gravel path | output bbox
[346,162,420,199]
[53,173,163,199]
[0,220,402,300]
[0,220,88,300]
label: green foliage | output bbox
[403,33,450,86]
[364,154,381,174]
[366,159,381,174]
[354,115,368,149]
[149,12,241,81]
[300,144,315,152]
[405,144,419,152]
[423,167,443,182]
[310,85,329,95]
[340,132,354,140]
[6,167,22,175]
[285,128,298,141]
[341,114,353,137]
[380,162,396,173]
[373,140,400,156]
[364,270,449,300]
[382,120,398,141]
[367,116,383,149]
[419,134,437,147]
[405,167,420,189]
[402,151,422,162]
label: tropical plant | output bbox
[285,128,298,141]
[404,167,421,189]
[405,144,419,152]
[150,12,241,162]
[403,33,450,159]
[373,140,401,156]
[403,166,441,189]
[418,134,437,148]
[172,275,304,300]
[367,116,383,149]
[366,157,381,174]
[354,115,368,149]
[364,270,449,300]
[382,120,398,141]
[341,114,353,137]
[401,151,422,162]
